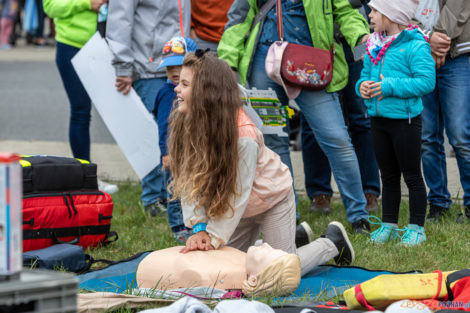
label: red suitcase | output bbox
[22,191,116,252]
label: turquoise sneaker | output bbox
[368,216,400,244]
[401,224,426,246]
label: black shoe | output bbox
[144,200,167,217]
[295,221,314,248]
[352,218,370,234]
[427,204,448,222]
[456,206,470,224]
[324,221,355,266]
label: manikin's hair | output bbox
[168,52,240,219]
[241,254,301,297]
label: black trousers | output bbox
[371,116,427,226]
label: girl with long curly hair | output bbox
[169,51,355,275]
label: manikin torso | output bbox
[136,243,288,290]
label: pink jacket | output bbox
[182,109,293,248]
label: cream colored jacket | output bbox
[182,109,293,248]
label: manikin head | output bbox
[242,243,301,297]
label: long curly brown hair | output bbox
[168,52,240,219]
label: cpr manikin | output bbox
[136,243,301,297]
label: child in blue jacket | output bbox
[154,36,198,243]
[356,0,435,246]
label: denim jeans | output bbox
[421,54,470,208]
[164,168,185,233]
[249,44,368,223]
[34,0,45,38]
[133,77,167,206]
[301,45,380,199]
[55,42,92,161]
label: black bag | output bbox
[20,155,98,194]
[23,244,93,273]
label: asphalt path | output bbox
[0,57,114,144]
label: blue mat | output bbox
[279,265,419,302]
[78,255,418,299]
[78,252,151,293]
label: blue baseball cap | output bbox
[157,37,198,70]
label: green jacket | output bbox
[218,0,370,92]
[43,0,97,49]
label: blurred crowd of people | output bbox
[0,0,53,49]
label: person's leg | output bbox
[164,168,185,233]
[438,55,470,208]
[258,189,297,254]
[133,77,167,207]
[55,42,91,161]
[296,90,368,224]
[0,17,13,47]
[226,217,260,252]
[391,117,427,227]
[296,238,338,277]
[421,80,451,211]
[33,0,45,44]
[370,118,401,224]
[0,0,17,48]
[342,58,381,199]
[133,78,166,113]
[300,112,333,199]
[258,189,347,277]
[258,189,334,269]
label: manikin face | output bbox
[246,243,287,278]
[174,66,193,113]
[368,8,390,33]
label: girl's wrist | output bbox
[192,223,207,234]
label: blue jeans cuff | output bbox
[429,201,450,209]
[351,215,369,224]
[171,225,186,233]
[363,189,380,197]
[310,191,333,199]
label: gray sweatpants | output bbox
[227,189,338,276]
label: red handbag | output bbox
[273,0,335,90]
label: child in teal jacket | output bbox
[356,0,435,246]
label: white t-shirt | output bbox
[414,0,440,32]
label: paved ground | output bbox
[0,41,464,204]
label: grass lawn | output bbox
[90,182,470,273]
[82,182,470,310]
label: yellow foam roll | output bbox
[343,271,455,310]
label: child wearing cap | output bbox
[154,36,198,244]
[356,0,436,246]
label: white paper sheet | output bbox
[71,33,160,179]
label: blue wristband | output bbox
[192,223,207,234]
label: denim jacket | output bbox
[259,0,313,46]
